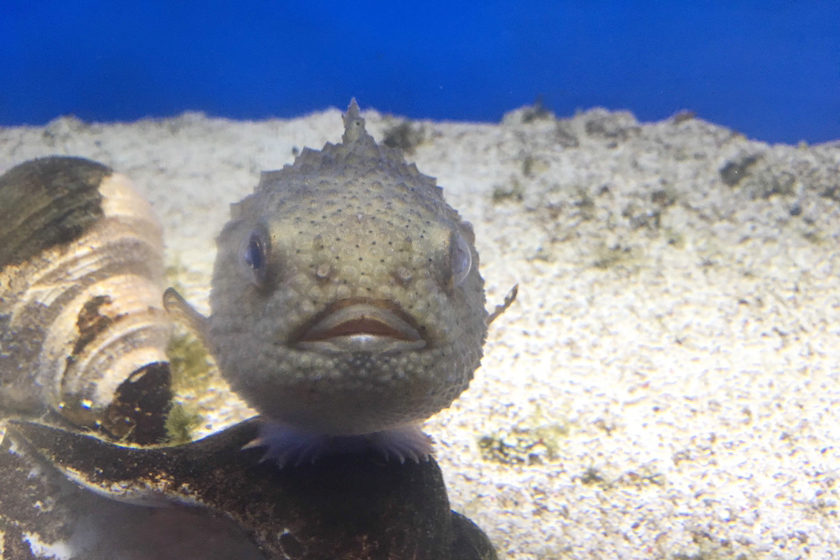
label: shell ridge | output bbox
[0,157,172,444]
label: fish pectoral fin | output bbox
[487,283,518,325]
[163,287,211,343]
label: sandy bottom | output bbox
[2,105,839,559]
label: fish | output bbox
[167,100,515,465]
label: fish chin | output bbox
[245,421,434,468]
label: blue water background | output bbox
[1,2,838,144]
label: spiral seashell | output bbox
[0,156,172,443]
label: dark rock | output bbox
[1,419,497,559]
[719,154,760,187]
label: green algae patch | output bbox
[478,409,572,466]
[165,401,203,444]
[167,330,214,394]
[574,463,665,492]
[164,327,215,442]
[491,179,525,203]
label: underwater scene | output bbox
[1,3,839,559]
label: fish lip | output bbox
[290,299,426,354]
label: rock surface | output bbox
[0,419,496,559]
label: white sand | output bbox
[2,106,838,559]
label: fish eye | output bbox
[450,230,472,287]
[240,227,270,287]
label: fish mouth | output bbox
[291,299,426,354]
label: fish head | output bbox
[209,103,487,436]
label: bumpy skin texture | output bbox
[209,102,487,436]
